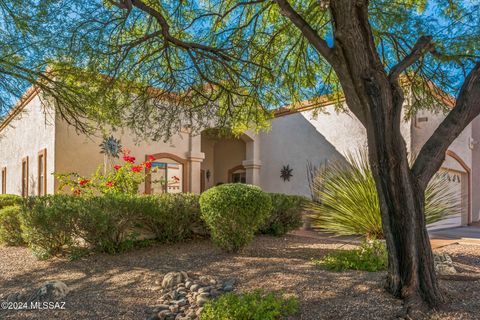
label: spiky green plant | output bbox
[309,151,461,239]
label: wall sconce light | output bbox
[206,169,211,182]
[469,137,478,150]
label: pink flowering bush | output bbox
[55,149,155,195]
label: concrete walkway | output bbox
[429,226,480,248]
[292,226,480,249]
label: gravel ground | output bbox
[0,235,479,320]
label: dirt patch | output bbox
[0,235,478,320]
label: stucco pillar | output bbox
[243,135,262,186]
[243,159,262,186]
[187,134,204,193]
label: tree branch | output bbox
[273,0,334,63]
[412,62,480,190]
[388,35,433,82]
[126,0,232,61]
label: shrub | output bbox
[202,290,299,320]
[200,184,272,252]
[76,195,144,253]
[309,151,460,238]
[55,148,155,196]
[259,193,306,236]
[20,195,80,259]
[0,194,22,209]
[140,193,202,243]
[0,205,24,245]
[312,240,388,272]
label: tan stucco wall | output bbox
[0,94,56,195]
[211,138,246,185]
[54,118,197,193]
[411,109,472,172]
[412,111,479,227]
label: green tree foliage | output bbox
[11,0,476,138]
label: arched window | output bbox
[145,153,189,194]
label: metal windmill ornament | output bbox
[280,165,293,182]
[100,135,122,158]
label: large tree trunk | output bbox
[364,95,444,311]
[326,0,444,311]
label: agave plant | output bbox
[309,150,461,239]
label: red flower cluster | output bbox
[106,181,114,188]
[131,165,142,172]
[144,161,152,169]
[114,165,122,171]
[123,155,136,163]
[148,155,156,161]
[122,148,136,163]
[79,179,90,186]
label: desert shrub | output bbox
[202,290,299,320]
[76,194,144,253]
[313,240,387,272]
[0,194,22,209]
[140,193,202,242]
[0,205,24,245]
[259,193,306,236]
[55,148,155,196]
[20,195,80,259]
[309,151,460,238]
[199,184,272,252]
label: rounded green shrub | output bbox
[259,193,306,236]
[199,183,272,252]
[0,205,24,245]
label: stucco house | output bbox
[1,86,479,230]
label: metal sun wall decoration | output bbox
[280,165,293,182]
[100,135,122,158]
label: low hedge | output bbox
[19,193,204,258]
[260,193,306,236]
[200,184,272,252]
[141,193,202,243]
[15,189,307,258]
[0,194,24,246]
[0,205,24,246]
[21,195,80,258]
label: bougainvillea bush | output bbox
[55,149,155,195]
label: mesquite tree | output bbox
[25,0,480,312]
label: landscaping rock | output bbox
[36,281,69,301]
[434,253,457,275]
[162,272,188,289]
[146,272,235,320]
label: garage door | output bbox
[427,168,467,231]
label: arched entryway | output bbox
[200,129,260,191]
